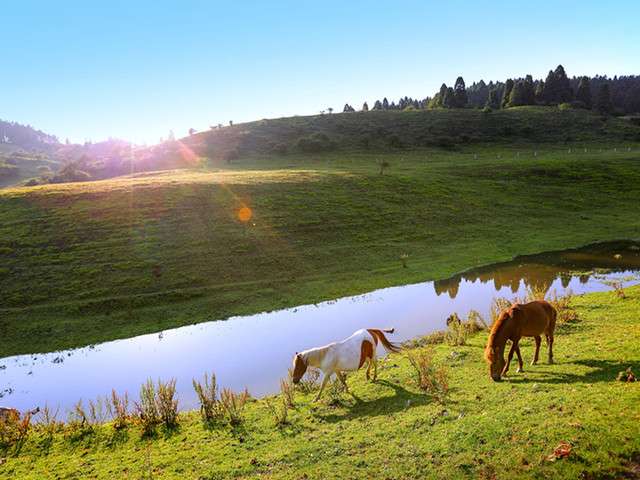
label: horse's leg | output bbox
[546,334,554,364]
[502,342,516,376]
[365,359,371,381]
[372,356,378,381]
[531,336,541,365]
[515,341,524,373]
[314,372,331,402]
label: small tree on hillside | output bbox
[501,79,514,108]
[382,98,389,110]
[188,128,196,135]
[362,102,369,112]
[534,80,545,103]
[508,81,527,107]
[442,87,455,108]
[327,107,333,114]
[453,76,467,108]
[523,75,535,105]
[372,100,382,110]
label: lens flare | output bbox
[238,206,252,222]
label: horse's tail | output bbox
[367,328,401,353]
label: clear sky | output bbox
[2,1,639,144]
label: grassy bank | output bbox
[2,145,640,356]
[2,286,639,479]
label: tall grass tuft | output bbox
[67,400,94,435]
[407,348,449,403]
[135,380,160,435]
[266,396,289,427]
[280,376,295,408]
[219,388,250,426]
[490,297,513,327]
[445,312,485,346]
[156,379,179,429]
[37,404,62,438]
[295,367,321,394]
[108,390,130,430]
[193,372,222,423]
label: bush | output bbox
[407,349,449,403]
[265,396,289,427]
[219,388,250,426]
[490,297,513,327]
[36,405,62,438]
[558,102,573,111]
[193,372,222,423]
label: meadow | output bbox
[2,136,640,356]
[1,285,638,479]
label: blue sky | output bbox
[2,1,639,144]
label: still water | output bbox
[1,241,638,414]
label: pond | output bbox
[1,241,638,415]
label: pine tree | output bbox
[437,83,448,107]
[523,75,535,105]
[453,76,467,108]
[442,87,455,108]
[508,81,527,107]
[501,79,514,108]
[595,83,612,114]
[382,97,389,110]
[362,102,369,112]
[486,88,500,109]
[542,70,556,104]
[554,65,573,103]
[373,100,382,110]
[575,76,592,108]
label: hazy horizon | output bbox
[3,0,639,144]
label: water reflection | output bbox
[0,241,638,415]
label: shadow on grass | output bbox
[316,380,434,423]
[506,359,640,385]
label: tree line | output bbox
[345,65,640,115]
[0,120,59,148]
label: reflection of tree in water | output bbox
[432,241,640,299]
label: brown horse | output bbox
[485,300,557,381]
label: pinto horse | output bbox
[291,328,400,401]
[485,300,557,381]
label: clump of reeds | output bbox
[407,348,449,403]
[135,380,160,435]
[192,372,222,423]
[108,390,130,430]
[219,388,250,426]
[295,367,321,394]
[156,379,179,428]
[444,312,485,346]
[36,404,62,438]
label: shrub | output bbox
[156,379,179,428]
[407,349,449,403]
[445,312,485,346]
[193,372,222,423]
[603,280,626,299]
[108,390,130,430]
[558,102,573,110]
[67,400,93,434]
[526,285,547,301]
[324,377,347,406]
[219,388,250,426]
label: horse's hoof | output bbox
[531,361,538,366]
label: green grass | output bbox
[2,286,639,479]
[2,144,640,356]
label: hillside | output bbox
[185,107,640,162]
[1,142,640,356]
[2,286,639,479]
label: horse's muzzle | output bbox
[491,375,502,382]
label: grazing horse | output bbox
[485,300,556,381]
[291,328,400,401]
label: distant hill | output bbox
[184,107,640,163]
[0,120,61,187]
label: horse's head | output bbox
[484,310,511,381]
[291,352,307,384]
[485,344,506,381]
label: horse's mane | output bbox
[484,307,515,361]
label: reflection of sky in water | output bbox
[0,256,638,415]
